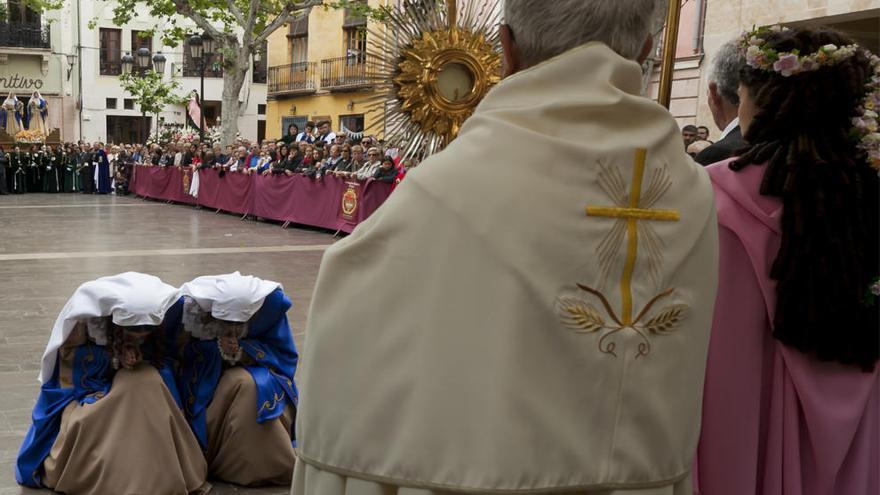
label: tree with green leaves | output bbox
[119,70,187,143]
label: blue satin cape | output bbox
[179,288,299,449]
[14,344,111,487]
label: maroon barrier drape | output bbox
[195,168,254,215]
[129,165,393,233]
[130,165,195,205]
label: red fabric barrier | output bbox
[195,168,253,215]
[129,165,392,233]
[251,173,300,222]
[130,165,195,205]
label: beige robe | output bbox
[206,367,296,486]
[43,363,209,495]
[293,42,718,494]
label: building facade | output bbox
[1,0,269,144]
[645,0,879,140]
[76,1,267,144]
[0,0,73,142]
[695,1,880,138]
[265,0,386,142]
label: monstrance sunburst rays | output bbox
[359,0,502,159]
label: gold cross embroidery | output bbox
[558,149,687,358]
[586,148,679,326]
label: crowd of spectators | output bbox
[681,124,714,157]
[141,120,416,186]
[0,120,417,197]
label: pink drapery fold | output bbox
[695,160,880,495]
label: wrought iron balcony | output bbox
[268,62,317,96]
[320,54,379,92]
[0,22,50,50]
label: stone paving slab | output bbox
[0,193,328,494]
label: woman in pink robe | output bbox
[696,27,879,495]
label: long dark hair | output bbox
[732,28,879,370]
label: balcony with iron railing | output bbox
[0,22,50,50]
[320,54,380,92]
[268,62,317,97]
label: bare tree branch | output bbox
[226,0,246,25]
[241,0,260,45]
[253,0,322,47]
[169,0,226,39]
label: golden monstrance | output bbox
[366,1,682,158]
[364,0,502,158]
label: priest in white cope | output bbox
[292,0,719,493]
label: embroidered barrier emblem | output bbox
[340,183,359,221]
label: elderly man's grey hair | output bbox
[504,0,659,66]
[709,40,746,106]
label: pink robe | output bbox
[695,159,879,495]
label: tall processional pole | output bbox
[657,0,683,109]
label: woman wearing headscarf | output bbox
[178,272,299,487]
[16,272,209,495]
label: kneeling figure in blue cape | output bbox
[179,272,299,486]
[15,272,209,495]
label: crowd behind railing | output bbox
[0,120,418,196]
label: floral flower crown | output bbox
[738,25,880,172]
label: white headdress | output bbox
[39,272,181,384]
[180,272,280,339]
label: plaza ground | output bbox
[0,193,333,495]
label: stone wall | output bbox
[695,0,880,139]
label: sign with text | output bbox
[0,54,61,94]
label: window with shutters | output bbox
[130,30,153,75]
[288,14,309,66]
[130,30,152,53]
[339,114,365,134]
[253,40,268,83]
[343,26,367,65]
[100,28,122,76]
[343,0,367,65]
[182,37,223,78]
[290,36,308,65]
[6,0,41,24]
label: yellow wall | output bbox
[266,93,384,139]
[266,0,386,141]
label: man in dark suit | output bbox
[696,40,746,166]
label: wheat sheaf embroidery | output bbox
[559,148,689,358]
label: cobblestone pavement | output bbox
[0,193,330,495]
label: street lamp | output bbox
[152,52,167,139]
[136,47,151,71]
[120,49,168,146]
[152,51,167,74]
[188,32,214,142]
[188,34,203,61]
[66,53,78,81]
[201,33,216,58]
[121,52,134,75]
